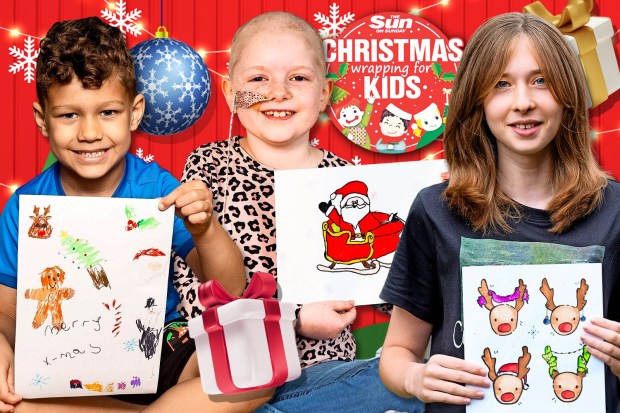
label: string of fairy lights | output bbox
[2,0,620,190]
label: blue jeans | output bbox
[254,358,424,413]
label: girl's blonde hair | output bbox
[228,11,326,79]
[443,12,607,234]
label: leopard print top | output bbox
[175,136,354,368]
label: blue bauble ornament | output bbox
[131,27,211,136]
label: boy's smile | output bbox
[33,76,144,196]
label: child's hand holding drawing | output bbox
[159,180,246,296]
[295,300,356,340]
[0,287,22,412]
[405,353,490,404]
[159,180,214,236]
[582,317,620,379]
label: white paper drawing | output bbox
[15,195,174,398]
[462,263,605,412]
[275,159,448,304]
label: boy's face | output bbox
[223,29,331,146]
[33,76,144,195]
[380,115,406,137]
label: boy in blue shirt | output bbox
[0,17,268,412]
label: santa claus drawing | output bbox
[318,181,404,272]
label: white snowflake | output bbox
[154,101,182,128]
[314,3,355,39]
[101,0,143,37]
[141,69,169,105]
[310,138,320,147]
[173,70,200,104]
[135,147,154,163]
[154,44,182,72]
[8,36,39,83]
[352,155,362,165]
[132,44,153,71]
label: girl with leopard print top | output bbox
[177,11,424,413]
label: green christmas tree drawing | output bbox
[60,231,110,289]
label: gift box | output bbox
[188,272,301,395]
[525,1,620,108]
[563,16,620,108]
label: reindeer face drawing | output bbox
[28,205,53,239]
[482,346,530,404]
[542,345,590,402]
[478,279,528,335]
[540,278,588,335]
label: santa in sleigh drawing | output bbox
[317,181,404,274]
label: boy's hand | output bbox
[159,180,214,236]
[405,354,489,405]
[295,300,356,340]
[582,317,620,378]
[0,336,21,412]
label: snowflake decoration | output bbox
[314,3,355,39]
[30,374,49,389]
[141,69,169,105]
[154,44,182,72]
[310,138,320,147]
[101,0,143,37]
[135,148,154,163]
[123,338,139,351]
[528,325,539,339]
[173,70,201,104]
[154,101,182,129]
[9,36,39,83]
[352,155,362,165]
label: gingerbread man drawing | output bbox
[24,266,75,329]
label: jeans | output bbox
[254,358,425,413]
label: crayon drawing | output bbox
[540,278,589,336]
[28,205,53,239]
[481,346,530,405]
[59,231,110,289]
[24,266,74,329]
[462,246,605,412]
[542,345,591,403]
[15,195,174,398]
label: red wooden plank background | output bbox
[2,0,619,328]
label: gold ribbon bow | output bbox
[524,0,607,107]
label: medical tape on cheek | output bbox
[232,90,273,113]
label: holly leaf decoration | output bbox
[441,72,455,82]
[432,62,443,78]
[338,62,349,77]
[326,72,341,81]
[331,86,349,104]
[125,205,136,220]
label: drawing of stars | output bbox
[528,325,539,338]
[30,374,49,389]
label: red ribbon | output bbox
[197,272,289,394]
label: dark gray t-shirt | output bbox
[380,181,620,413]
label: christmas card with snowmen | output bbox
[14,195,174,398]
[275,159,447,304]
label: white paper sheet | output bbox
[15,195,174,398]
[276,159,447,304]
[462,263,605,412]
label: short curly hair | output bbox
[36,16,136,108]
